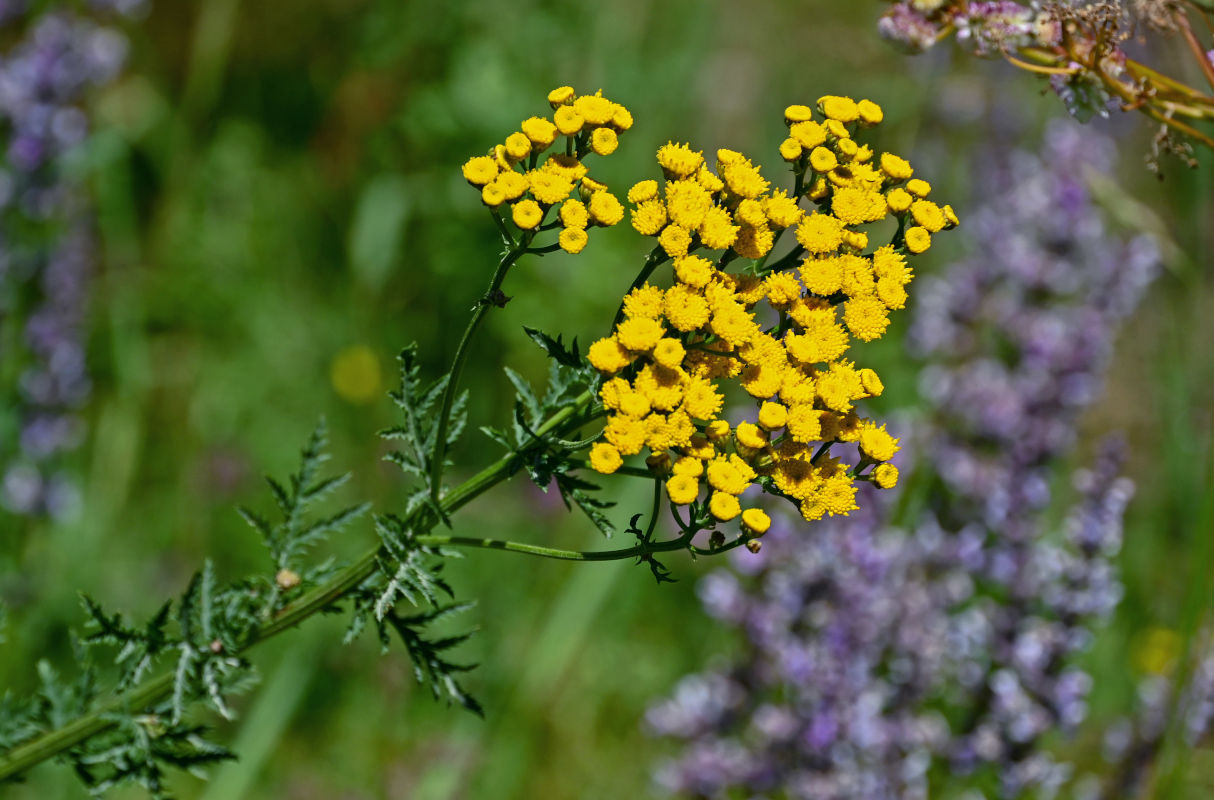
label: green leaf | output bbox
[523,326,583,368]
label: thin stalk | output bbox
[428,242,529,506]
[1004,53,1078,76]
[0,389,595,783]
[1176,9,1214,93]
[413,530,694,562]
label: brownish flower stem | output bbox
[1176,8,1214,92]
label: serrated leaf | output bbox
[523,326,583,368]
[504,367,540,423]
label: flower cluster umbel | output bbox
[461,86,631,254]
[585,96,957,542]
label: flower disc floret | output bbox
[910,199,946,233]
[658,224,692,257]
[511,199,543,229]
[666,474,699,505]
[652,338,686,369]
[573,93,615,125]
[588,338,633,373]
[674,255,715,288]
[844,295,891,341]
[796,213,845,254]
[616,317,665,352]
[548,86,575,106]
[758,401,788,430]
[553,106,583,135]
[462,156,498,185]
[504,132,532,161]
[784,104,814,123]
[657,142,703,178]
[628,180,659,204]
[857,99,883,125]
[663,285,711,332]
[559,198,589,228]
[698,207,740,250]
[859,422,900,462]
[905,226,932,253]
[589,442,623,474]
[559,227,588,253]
[631,201,668,236]
[521,116,558,148]
[622,284,665,319]
[791,120,827,150]
[819,95,860,123]
[591,127,619,156]
[872,463,899,489]
[528,170,575,205]
[880,152,914,181]
[741,508,771,535]
[588,191,624,226]
[709,492,741,521]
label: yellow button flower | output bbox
[547,85,575,106]
[588,191,624,226]
[588,442,623,474]
[904,226,932,254]
[818,95,859,123]
[872,463,899,489]
[591,127,619,156]
[504,132,532,161]
[656,142,703,178]
[554,105,584,135]
[511,199,543,229]
[521,116,558,148]
[558,227,588,254]
[666,474,699,505]
[709,492,741,521]
[741,508,771,535]
[462,156,498,186]
[559,198,589,228]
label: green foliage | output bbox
[238,420,371,585]
[483,331,615,537]
[343,353,483,715]
[1,422,368,797]
[380,343,468,524]
[342,515,481,716]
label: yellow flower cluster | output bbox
[461,87,631,254]
[588,95,957,534]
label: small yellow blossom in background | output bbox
[330,345,382,405]
[1133,627,1183,676]
[581,93,956,540]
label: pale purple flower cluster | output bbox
[648,123,1159,798]
[0,3,142,516]
[879,1,1057,55]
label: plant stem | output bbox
[413,530,692,562]
[0,388,594,783]
[428,242,529,507]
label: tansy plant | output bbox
[0,86,954,797]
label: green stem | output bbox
[490,210,515,247]
[412,530,692,562]
[0,389,594,783]
[428,242,529,506]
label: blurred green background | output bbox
[2,1,1213,797]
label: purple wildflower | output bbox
[0,4,142,516]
